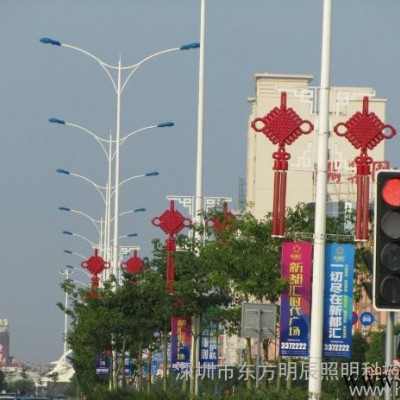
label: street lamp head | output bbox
[65,265,75,269]
[145,171,159,177]
[49,118,65,125]
[157,122,175,128]
[40,37,62,46]
[59,206,71,212]
[180,42,200,51]
[63,230,73,236]
[134,208,146,213]
[127,233,138,238]
[56,168,70,175]
[64,250,73,255]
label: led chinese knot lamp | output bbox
[251,92,314,237]
[121,249,143,275]
[152,200,191,294]
[334,96,396,241]
[205,201,236,234]
[81,248,110,295]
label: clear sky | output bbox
[0,0,400,365]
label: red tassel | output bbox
[272,171,281,236]
[355,154,372,241]
[278,171,287,237]
[361,176,370,240]
[355,174,363,240]
[166,236,176,294]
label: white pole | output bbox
[194,0,205,224]
[105,133,113,281]
[308,0,332,398]
[112,58,122,284]
[63,270,69,355]
[191,0,206,396]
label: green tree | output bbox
[7,378,35,396]
[64,260,175,397]
[0,371,6,392]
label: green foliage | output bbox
[61,202,361,398]
[7,378,35,396]
[365,329,385,365]
[0,371,6,391]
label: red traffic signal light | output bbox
[373,170,400,310]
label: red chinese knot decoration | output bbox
[121,249,143,275]
[251,92,313,237]
[81,248,110,297]
[334,96,396,241]
[152,200,191,294]
[205,202,237,234]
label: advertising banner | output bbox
[280,242,312,357]
[171,316,191,371]
[323,243,355,358]
[199,320,219,369]
[95,354,110,375]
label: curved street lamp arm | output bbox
[65,265,92,279]
[60,43,118,92]
[65,122,110,159]
[110,174,144,197]
[69,173,107,203]
[120,47,181,93]
[64,250,87,260]
[67,279,90,289]
[58,207,101,234]
[63,231,97,248]
[110,172,158,197]
[120,125,157,146]
[110,208,146,223]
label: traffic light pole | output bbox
[385,311,394,400]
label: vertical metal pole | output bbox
[385,311,394,400]
[111,58,122,389]
[195,0,205,223]
[63,269,70,355]
[112,58,122,284]
[255,310,261,389]
[105,133,113,281]
[308,0,332,398]
[191,0,206,397]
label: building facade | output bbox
[246,73,389,220]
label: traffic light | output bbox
[373,170,400,310]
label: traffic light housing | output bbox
[373,170,400,310]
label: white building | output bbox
[246,73,390,220]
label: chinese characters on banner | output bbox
[95,353,134,376]
[95,353,110,375]
[199,320,219,369]
[280,242,312,357]
[323,243,355,358]
[171,316,191,371]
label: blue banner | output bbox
[96,354,110,375]
[199,320,219,369]
[323,243,355,358]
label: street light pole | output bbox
[52,119,169,271]
[59,267,76,355]
[42,36,199,285]
[308,0,332,399]
[191,1,206,397]
[112,58,123,283]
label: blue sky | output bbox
[0,0,399,364]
